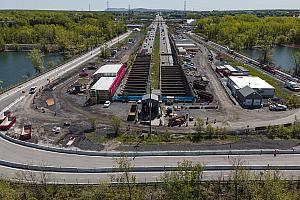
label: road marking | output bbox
[0,96,25,114]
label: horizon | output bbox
[1,0,300,12]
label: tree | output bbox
[191,118,204,142]
[28,48,44,73]
[46,60,56,69]
[161,160,203,200]
[111,115,122,137]
[100,46,111,59]
[258,36,273,65]
[292,51,300,77]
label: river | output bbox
[0,52,63,89]
[241,46,300,71]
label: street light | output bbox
[149,73,154,135]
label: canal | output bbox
[0,52,63,89]
[241,46,300,71]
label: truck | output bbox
[20,125,32,141]
[284,81,300,92]
[127,104,138,121]
[193,80,207,91]
[197,91,214,103]
[0,115,16,131]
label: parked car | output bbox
[88,65,98,70]
[79,72,89,77]
[269,104,287,111]
[29,86,38,94]
[103,101,111,108]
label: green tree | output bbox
[111,115,122,137]
[28,48,44,73]
[293,51,300,77]
[161,160,203,200]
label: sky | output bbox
[1,0,300,11]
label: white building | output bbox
[90,77,116,103]
[227,76,275,98]
[93,64,124,79]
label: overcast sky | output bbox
[1,0,300,11]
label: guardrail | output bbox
[1,131,299,157]
[0,31,131,96]
[0,158,300,174]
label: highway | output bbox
[0,31,132,115]
[0,26,300,184]
[0,133,298,183]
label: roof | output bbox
[224,65,238,72]
[175,43,196,47]
[91,77,116,91]
[229,76,275,90]
[142,93,159,101]
[238,86,257,97]
[93,64,123,76]
[236,66,249,72]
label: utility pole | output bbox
[184,0,187,12]
[128,4,131,20]
[89,3,91,11]
[106,0,109,11]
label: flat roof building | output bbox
[93,64,124,78]
[227,76,275,98]
[224,65,238,73]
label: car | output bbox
[269,104,287,111]
[88,65,98,70]
[79,72,89,77]
[29,86,38,94]
[103,101,111,108]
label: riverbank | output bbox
[0,52,63,89]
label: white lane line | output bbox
[0,32,131,102]
[0,96,25,114]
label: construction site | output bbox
[2,15,300,152]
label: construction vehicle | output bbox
[168,115,186,127]
[20,125,32,141]
[197,91,214,103]
[127,104,138,121]
[193,80,207,90]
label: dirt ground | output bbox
[8,32,300,152]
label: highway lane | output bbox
[1,166,300,184]
[0,136,299,169]
[0,31,132,115]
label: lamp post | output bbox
[149,73,154,135]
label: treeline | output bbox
[194,14,300,50]
[0,11,126,57]
[0,160,299,200]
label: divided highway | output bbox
[0,29,300,184]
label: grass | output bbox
[115,132,239,145]
[85,132,109,144]
[151,31,161,89]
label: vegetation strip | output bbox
[151,31,161,89]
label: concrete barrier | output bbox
[1,158,300,174]
[1,131,300,157]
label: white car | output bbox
[29,86,38,94]
[269,104,287,111]
[103,101,111,108]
